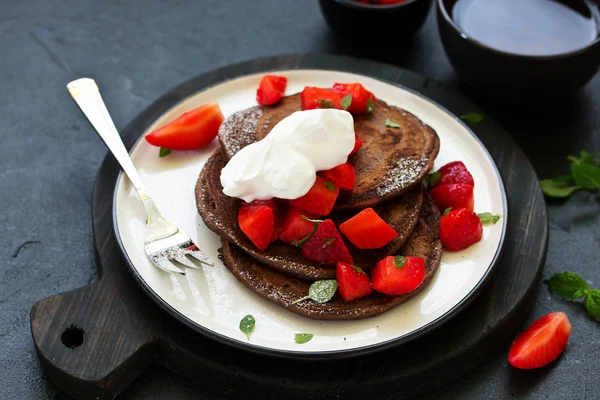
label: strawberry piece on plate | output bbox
[508,312,572,369]
[300,87,344,110]
[371,255,425,296]
[241,198,281,242]
[237,204,275,251]
[332,83,376,113]
[439,208,483,251]
[145,103,224,150]
[290,176,340,216]
[256,75,287,106]
[349,133,363,156]
[336,262,373,302]
[434,161,475,187]
[318,163,356,190]
[339,207,398,249]
[278,206,316,245]
[429,183,475,212]
[301,219,353,265]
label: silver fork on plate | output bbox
[67,77,212,275]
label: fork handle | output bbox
[66,77,150,200]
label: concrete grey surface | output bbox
[1,0,599,399]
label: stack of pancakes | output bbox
[195,94,443,320]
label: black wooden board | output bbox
[29,54,548,400]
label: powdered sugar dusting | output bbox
[376,157,429,197]
[218,107,263,157]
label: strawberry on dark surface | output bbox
[318,163,356,190]
[278,206,316,244]
[349,133,363,156]
[300,87,344,110]
[371,255,425,296]
[301,219,353,265]
[508,312,572,369]
[336,262,373,302]
[439,208,483,251]
[339,207,398,249]
[256,75,287,106]
[289,176,340,216]
[332,83,376,113]
[430,183,475,212]
[237,204,274,251]
[433,161,475,187]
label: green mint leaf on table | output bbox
[570,162,600,191]
[294,333,314,344]
[366,98,375,113]
[292,216,321,247]
[325,181,336,191]
[567,150,599,165]
[351,265,364,274]
[292,279,337,304]
[460,112,484,124]
[584,289,600,321]
[385,118,400,128]
[159,147,171,157]
[443,207,452,215]
[394,255,406,268]
[540,178,580,198]
[322,238,335,249]
[341,95,352,110]
[477,212,502,225]
[318,99,334,109]
[546,272,589,300]
[239,314,255,340]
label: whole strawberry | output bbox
[439,208,483,251]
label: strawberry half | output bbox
[300,87,345,110]
[339,207,398,249]
[301,219,353,265]
[371,255,425,296]
[237,204,274,251]
[290,176,340,216]
[349,133,363,156]
[318,163,356,190]
[429,183,474,212]
[508,312,572,369]
[336,262,373,302]
[433,161,475,187]
[332,83,376,114]
[256,75,287,106]
[439,208,483,251]
[278,206,316,245]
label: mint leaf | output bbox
[477,212,502,224]
[292,279,337,304]
[341,95,352,110]
[385,118,400,128]
[159,147,171,157]
[460,112,484,123]
[322,237,335,249]
[318,99,334,109]
[427,171,442,187]
[366,97,375,113]
[351,264,364,274]
[324,181,336,191]
[239,314,255,340]
[567,150,599,165]
[292,216,322,247]
[443,207,452,215]
[546,272,589,300]
[540,178,580,198]
[571,162,600,191]
[294,333,314,344]
[394,255,407,268]
[584,289,600,321]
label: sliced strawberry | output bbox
[256,75,287,106]
[339,208,398,249]
[300,87,345,110]
[371,255,425,296]
[429,183,474,212]
[301,219,353,265]
[237,205,274,251]
[318,163,356,190]
[278,206,316,245]
[349,133,363,156]
[336,262,373,302]
[240,199,281,242]
[434,161,475,187]
[290,176,340,216]
[508,312,572,369]
[332,83,376,113]
[145,103,224,150]
[439,208,483,251]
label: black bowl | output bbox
[319,0,434,45]
[437,0,600,104]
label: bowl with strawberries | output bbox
[112,68,507,358]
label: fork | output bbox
[67,77,212,274]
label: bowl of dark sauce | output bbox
[437,0,600,104]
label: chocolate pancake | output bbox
[219,192,442,321]
[217,93,439,211]
[196,151,423,280]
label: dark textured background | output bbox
[1,0,599,399]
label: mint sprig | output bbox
[341,95,352,111]
[291,279,337,305]
[541,150,600,198]
[292,215,322,247]
[159,147,171,157]
[294,333,314,344]
[239,314,255,340]
[460,112,484,124]
[545,272,600,321]
[385,118,400,128]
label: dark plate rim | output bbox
[110,53,509,361]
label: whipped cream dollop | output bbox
[220,108,355,202]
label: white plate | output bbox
[114,69,507,357]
